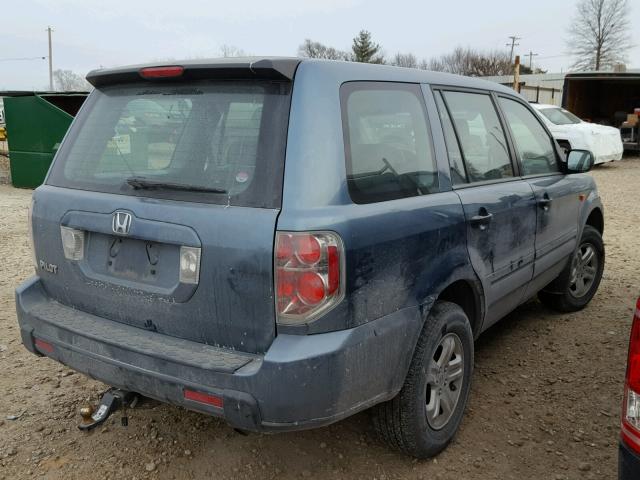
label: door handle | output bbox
[538,194,552,210]
[470,210,493,229]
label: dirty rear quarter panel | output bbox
[277,62,472,334]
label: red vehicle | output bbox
[620,297,640,478]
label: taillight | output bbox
[139,66,184,79]
[60,226,85,261]
[275,231,344,325]
[179,246,201,285]
[622,298,640,454]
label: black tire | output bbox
[538,225,604,312]
[370,301,474,458]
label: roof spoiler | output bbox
[86,58,301,88]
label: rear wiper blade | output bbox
[126,177,227,194]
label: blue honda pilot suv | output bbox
[16,58,604,458]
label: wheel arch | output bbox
[585,207,604,235]
[436,279,484,339]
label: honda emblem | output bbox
[112,211,132,235]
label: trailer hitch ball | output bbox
[77,388,138,432]
[80,405,95,425]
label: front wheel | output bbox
[371,301,474,458]
[539,225,604,312]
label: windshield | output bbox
[47,80,291,207]
[539,107,582,125]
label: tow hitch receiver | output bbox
[78,388,139,431]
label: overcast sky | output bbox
[1,0,639,90]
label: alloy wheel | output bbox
[569,242,599,298]
[425,333,464,430]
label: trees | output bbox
[219,45,247,58]
[297,39,351,60]
[351,30,384,64]
[391,53,418,68]
[426,47,512,76]
[53,69,90,91]
[566,0,633,71]
[297,31,385,63]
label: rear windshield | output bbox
[539,107,582,125]
[47,80,291,208]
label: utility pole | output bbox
[506,35,521,63]
[46,26,53,91]
[525,50,539,70]
[513,55,521,93]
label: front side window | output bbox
[341,82,438,204]
[500,98,560,176]
[442,91,513,183]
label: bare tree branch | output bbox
[426,47,513,76]
[566,0,633,70]
[297,39,351,61]
[391,53,418,68]
[219,45,248,58]
[53,69,91,91]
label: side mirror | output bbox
[566,149,594,173]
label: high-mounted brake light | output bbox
[622,298,640,455]
[275,231,344,325]
[139,66,184,79]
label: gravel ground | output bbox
[0,156,639,480]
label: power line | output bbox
[0,56,46,62]
[536,53,573,60]
[525,50,539,69]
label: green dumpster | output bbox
[3,92,88,188]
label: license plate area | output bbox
[85,233,180,289]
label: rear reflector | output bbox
[183,389,223,409]
[34,338,54,354]
[139,66,184,79]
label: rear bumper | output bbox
[16,276,423,432]
[619,441,640,479]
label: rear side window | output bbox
[498,98,560,176]
[442,91,513,183]
[47,81,291,208]
[434,91,467,185]
[341,82,438,204]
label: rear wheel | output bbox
[371,301,473,458]
[539,225,604,312]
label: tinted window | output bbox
[47,81,291,207]
[341,83,438,204]
[443,91,513,182]
[434,92,467,185]
[500,98,560,176]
